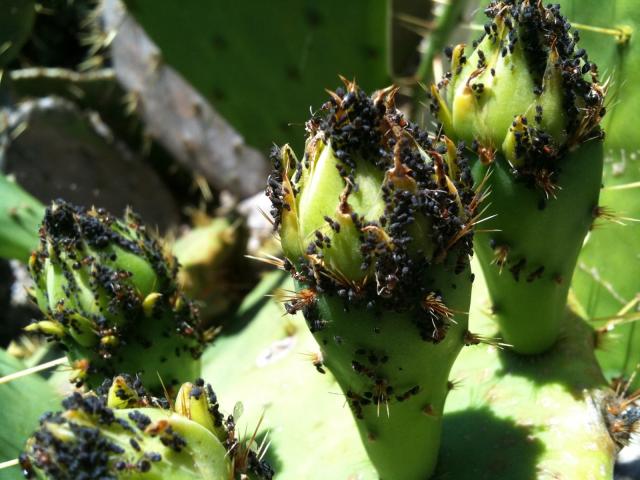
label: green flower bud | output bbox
[26,200,212,390]
[431,0,605,168]
[431,1,606,354]
[20,375,274,480]
[267,80,478,479]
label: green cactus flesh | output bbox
[267,82,478,479]
[26,200,210,391]
[431,0,606,354]
[20,375,274,479]
[554,0,640,388]
[120,0,389,153]
[0,173,44,262]
[198,268,620,480]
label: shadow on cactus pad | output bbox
[495,311,606,398]
[436,407,544,480]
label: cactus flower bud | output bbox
[267,80,478,479]
[431,0,606,354]
[20,375,274,479]
[431,0,605,167]
[26,200,211,390]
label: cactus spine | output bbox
[268,80,478,479]
[26,200,211,390]
[431,0,606,354]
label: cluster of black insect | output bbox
[266,146,287,230]
[484,1,604,140]
[20,392,164,479]
[29,200,207,384]
[345,348,423,418]
[267,85,475,342]
[432,1,605,196]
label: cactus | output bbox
[0,173,44,262]
[25,200,211,390]
[267,80,479,479]
[430,0,606,354]
[199,268,625,479]
[20,375,273,479]
[554,0,640,387]
[0,349,59,480]
[117,0,390,154]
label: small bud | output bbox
[142,292,163,317]
[174,382,216,435]
[24,320,65,338]
[107,375,140,409]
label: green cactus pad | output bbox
[0,173,44,262]
[554,0,640,387]
[26,200,211,391]
[431,0,606,354]
[267,82,478,479]
[0,349,59,480]
[120,0,390,153]
[199,268,620,479]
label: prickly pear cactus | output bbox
[556,0,640,386]
[118,0,390,153]
[0,173,43,262]
[20,375,274,479]
[26,200,211,390]
[267,80,481,479]
[431,0,606,354]
[0,349,59,480]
